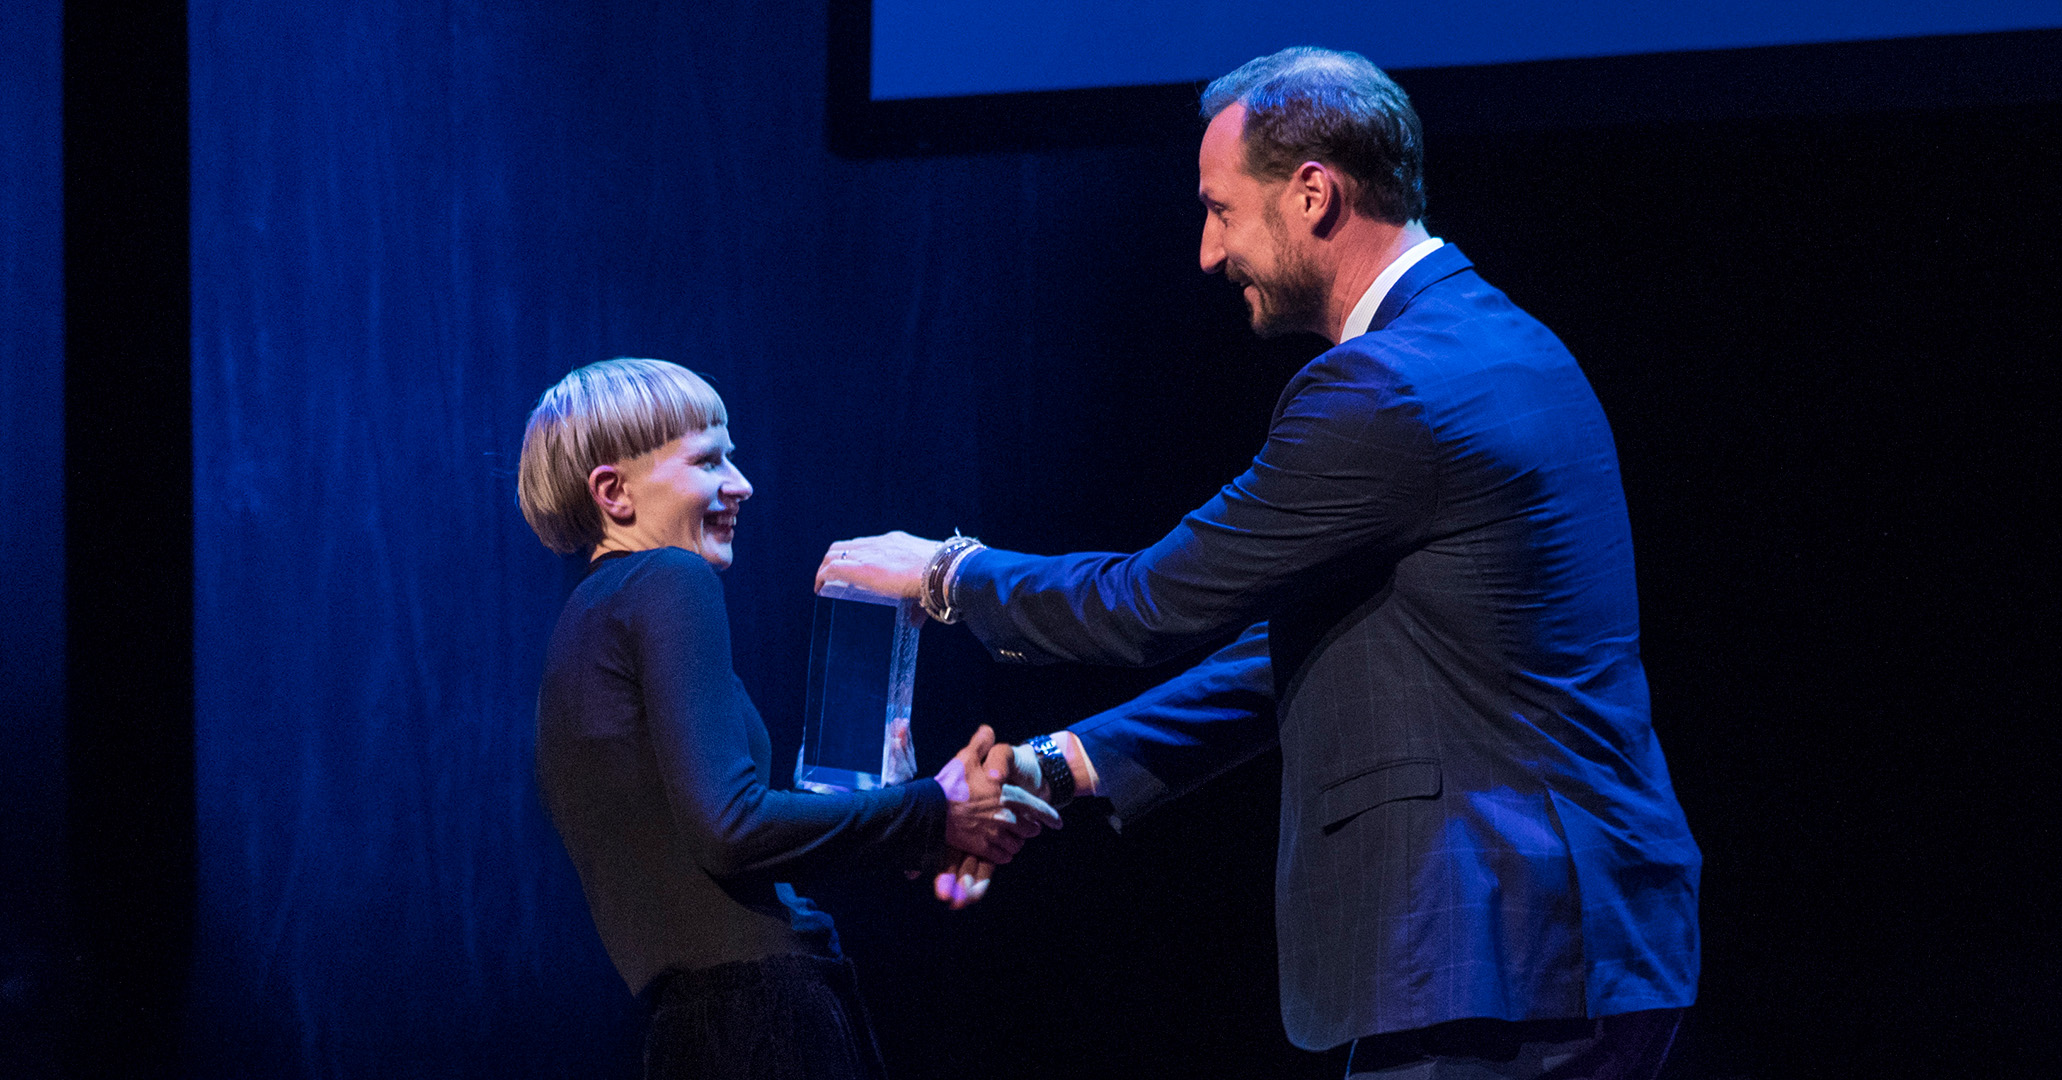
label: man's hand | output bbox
[931,726,1061,908]
[816,531,942,601]
[933,738,1063,907]
[989,739,1048,796]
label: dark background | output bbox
[4,2,2056,1078]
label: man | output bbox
[819,47,1699,1079]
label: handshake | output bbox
[929,725,1073,909]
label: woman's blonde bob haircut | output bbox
[518,357,727,555]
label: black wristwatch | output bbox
[1028,734,1076,806]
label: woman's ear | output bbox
[588,463,635,524]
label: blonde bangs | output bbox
[518,358,727,554]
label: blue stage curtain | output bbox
[0,1,67,1074]
[186,2,1242,1075]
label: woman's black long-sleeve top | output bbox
[535,546,948,994]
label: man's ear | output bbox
[588,463,635,524]
[1290,160,1344,236]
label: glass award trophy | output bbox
[795,587,923,793]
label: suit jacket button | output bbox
[998,648,1024,662]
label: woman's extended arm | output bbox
[631,549,1041,879]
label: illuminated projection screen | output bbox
[828,1,2062,154]
[869,1,2062,101]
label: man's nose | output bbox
[1199,215,1225,275]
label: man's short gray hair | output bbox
[1202,46,1426,225]
[517,357,727,555]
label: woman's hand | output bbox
[932,726,1061,907]
[816,531,942,600]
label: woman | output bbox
[517,358,1048,1079]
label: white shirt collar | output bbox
[1340,236,1445,342]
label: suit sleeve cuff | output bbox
[899,776,951,871]
[1067,721,1169,833]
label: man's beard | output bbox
[1234,211,1326,339]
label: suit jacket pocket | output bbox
[1319,758,1440,831]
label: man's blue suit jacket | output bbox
[953,244,1700,1050]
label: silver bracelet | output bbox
[918,533,983,624]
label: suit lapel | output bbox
[1367,243,1474,333]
